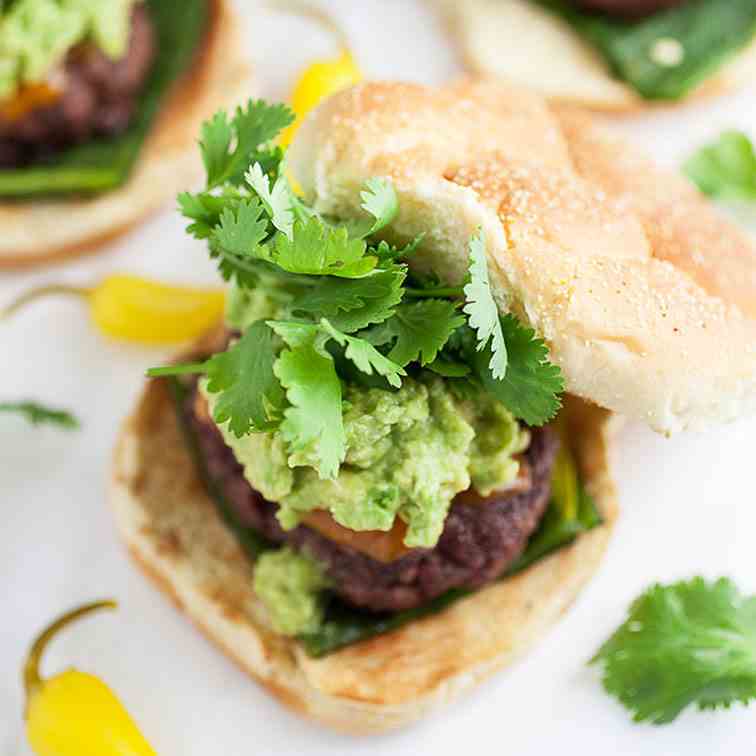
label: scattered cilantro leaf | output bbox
[684,131,756,202]
[246,162,294,238]
[463,230,507,379]
[272,217,377,278]
[365,300,465,367]
[0,401,79,430]
[348,178,399,238]
[320,320,405,388]
[470,316,563,425]
[267,321,345,479]
[592,577,756,725]
[201,101,295,189]
[293,268,406,332]
[178,189,243,240]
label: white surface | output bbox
[2,1,756,753]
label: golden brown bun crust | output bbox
[110,350,617,734]
[287,78,756,433]
[428,0,756,112]
[0,0,253,268]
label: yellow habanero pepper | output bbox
[272,1,362,147]
[24,600,156,756]
[2,275,225,345]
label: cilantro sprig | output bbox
[152,99,565,479]
[592,577,756,724]
[0,401,80,430]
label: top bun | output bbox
[428,0,756,111]
[288,78,756,433]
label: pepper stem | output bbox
[1,284,92,320]
[266,0,351,51]
[23,600,117,710]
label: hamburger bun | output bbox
[428,0,756,111]
[0,0,253,267]
[288,78,756,433]
[111,367,617,734]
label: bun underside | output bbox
[0,0,254,267]
[428,0,756,111]
[288,78,756,433]
[111,372,617,734]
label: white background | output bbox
[2,1,756,753]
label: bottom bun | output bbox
[430,0,756,111]
[110,374,618,734]
[0,0,253,267]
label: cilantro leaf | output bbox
[0,401,79,430]
[293,268,406,332]
[425,358,471,378]
[201,101,295,189]
[463,230,507,379]
[373,233,424,264]
[202,322,285,436]
[365,300,465,367]
[684,131,756,202]
[213,198,268,258]
[272,217,377,278]
[267,321,345,479]
[470,316,563,425]
[320,320,405,388]
[246,162,294,238]
[592,577,756,725]
[348,178,399,238]
[178,190,243,240]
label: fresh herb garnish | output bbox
[684,131,756,202]
[150,99,565,479]
[463,229,507,379]
[592,577,756,724]
[0,401,80,430]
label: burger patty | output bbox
[0,4,155,168]
[571,0,685,17]
[187,385,559,613]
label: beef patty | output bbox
[0,4,156,168]
[188,385,559,613]
[571,0,685,17]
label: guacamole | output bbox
[253,547,331,636]
[0,0,137,100]
[208,374,529,549]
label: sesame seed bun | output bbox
[0,0,253,268]
[288,78,756,433]
[428,0,756,111]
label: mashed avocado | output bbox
[253,547,330,636]
[0,0,136,100]
[208,374,528,550]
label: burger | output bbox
[110,78,756,732]
[0,0,252,267]
[430,0,756,110]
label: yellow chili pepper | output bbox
[272,1,362,147]
[24,600,156,756]
[2,275,225,345]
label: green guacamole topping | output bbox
[253,547,331,636]
[0,0,137,101]
[207,374,528,550]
